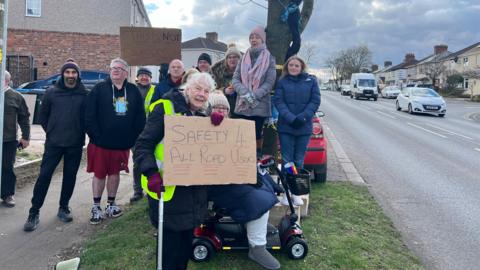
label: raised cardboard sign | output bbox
[120,27,181,66]
[163,115,257,186]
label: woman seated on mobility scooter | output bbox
[208,91,281,270]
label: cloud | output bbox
[145,0,480,69]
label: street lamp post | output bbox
[0,0,9,197]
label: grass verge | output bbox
[80,182,423,270]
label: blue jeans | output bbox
[279,133,310,168]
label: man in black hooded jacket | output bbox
[24,59,89,232]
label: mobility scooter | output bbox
[191,156,309,262]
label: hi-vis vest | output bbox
[144,85,156,115]
[141,99,177,201]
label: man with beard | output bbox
[24,59,88,232]
[151,59,184,103]
[129,67,154,203]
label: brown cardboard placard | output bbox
[163,115,257,186]
[120,27,181,66]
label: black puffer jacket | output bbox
[134,89,208,231]
[39,79,88,147]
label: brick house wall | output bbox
[8,29,120,80]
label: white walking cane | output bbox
[157,191,164,270]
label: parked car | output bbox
[381,86,401,99]
[303,111,327,182]
[396,87,446,117]
[340,85,351,96]
[16,70,109,92]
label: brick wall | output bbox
[7,29,120,80]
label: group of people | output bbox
[1,25,320,270]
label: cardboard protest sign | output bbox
[120,27,181,66]
[163,115,257,186]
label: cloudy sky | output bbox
[143,0,480,69]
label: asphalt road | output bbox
[320,91,480,270]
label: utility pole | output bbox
[0,0,8,196]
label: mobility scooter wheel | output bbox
[286,238,308,259]
[191,239,214,262]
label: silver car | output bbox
[381,86,401,99]
[396,87,447,117]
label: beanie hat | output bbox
[225,43,242,59]
[208,90,230,112]
[60,58,80,75]
[137,67,152,78]
[198,53,212,65]
[250,26,266,43]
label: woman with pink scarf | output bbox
[232,26,276,158]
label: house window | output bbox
[464,78,469,89]
[463,57,469,67]
[26,0,41,17]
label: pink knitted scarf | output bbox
[240,44,271,91]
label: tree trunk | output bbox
[266,0,314,66]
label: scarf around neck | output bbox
[240,44,271,91]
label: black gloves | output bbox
[291,116,306,128]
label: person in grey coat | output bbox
[232,25,276,157]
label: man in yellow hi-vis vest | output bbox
[130,68,155,203]
[133,72,219,270]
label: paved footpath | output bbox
[0,133,134,269]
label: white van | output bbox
[350,73,378,101]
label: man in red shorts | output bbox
[85,58,145,224]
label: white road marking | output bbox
[377,110,397,119]
[407,122,448,138]
[425,123,474,140]
[475,148,480,152]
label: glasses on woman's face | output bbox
[212,106,229,113]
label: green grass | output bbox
[80,182,423,270]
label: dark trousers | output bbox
[29,145,83,215]
[279,133,310,168]
[132,162,143,195]
[285,11,301,62]
[1,141,18,199]
[148,196,193,270]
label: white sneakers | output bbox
[280,193,304,206]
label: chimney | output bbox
[434,44,448,55]
[371,64,379,72]
[404,53,416,64]
[206,32,218,42]
[384,61,392,67]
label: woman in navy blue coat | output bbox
[274,56,321,169]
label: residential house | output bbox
[406,45,451,88]
[181,32,228,69]
[373,61,393,86]
[441,41,480,96]
[384,54,418,86]
[7,0,150,86]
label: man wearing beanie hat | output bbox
[197,53,212,73]
[129,67,155,203]
[211,44,241,118]
[24,58,88,232]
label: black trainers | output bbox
[57,207,73,223]
[129,192,143,203]
[23,214,40,232]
